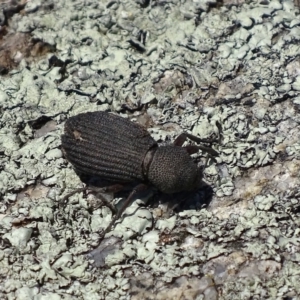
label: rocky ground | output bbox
[1,0,300,299]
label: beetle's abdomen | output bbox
[61,111,157,183]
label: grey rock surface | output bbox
[1,0,300,299]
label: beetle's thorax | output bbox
[143,145,203,194]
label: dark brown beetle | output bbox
[61,111,218,242]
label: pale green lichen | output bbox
[1,0,300,298]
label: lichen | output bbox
[1,0,300,298]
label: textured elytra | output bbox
[61,111,157,183]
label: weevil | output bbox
[61,111,219,243]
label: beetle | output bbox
[61,111,218,242]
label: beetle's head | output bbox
[146,145,203,194]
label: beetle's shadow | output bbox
[150,182,214,213]
[78,173,214,213]
[77,173,143,193]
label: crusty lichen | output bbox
[1,0,300,298]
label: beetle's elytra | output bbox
[61,111,217,194]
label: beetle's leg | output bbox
[97,183,148,243]
[173,133,188,147]
[60,184,124,214]
[174,122,222,147]
[174,132,219,147]
[60,187,89,207]
[184,145,219,157]
[91,192,117,214]
[90,184,124,215]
